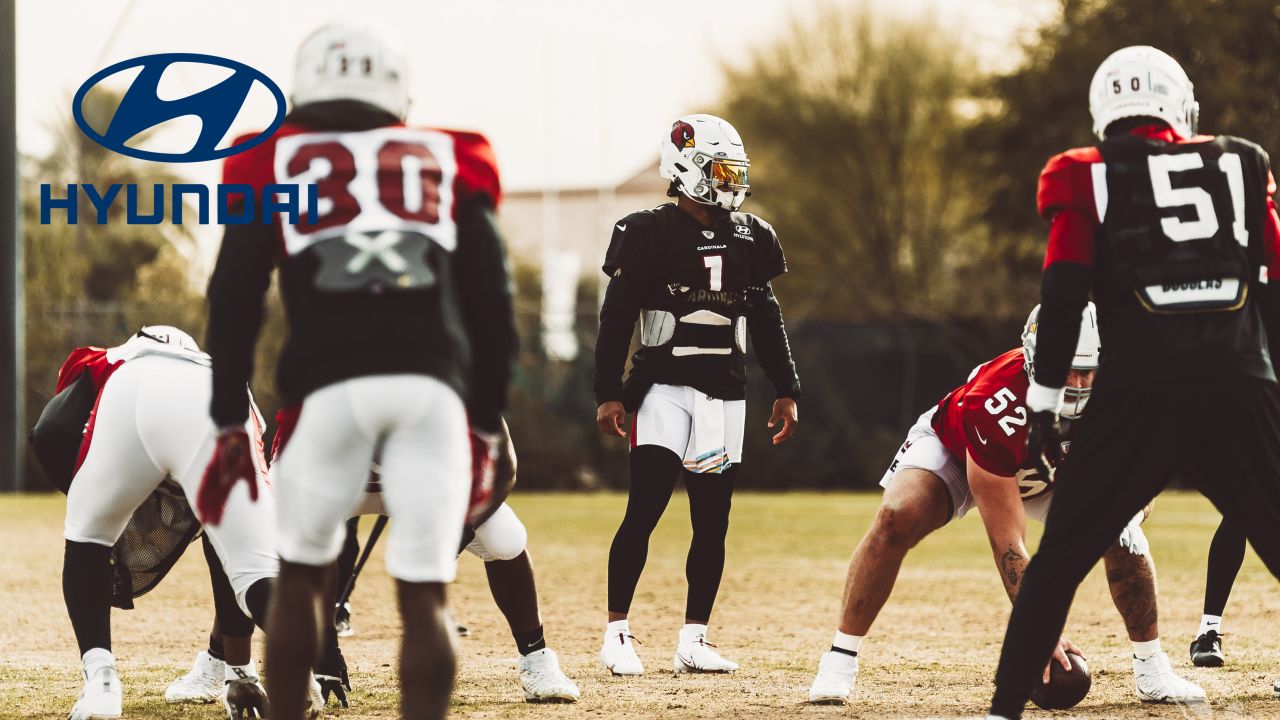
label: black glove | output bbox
[315,645,351,708]
[1024,410,1065,478]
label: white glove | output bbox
[1117,510,1150,556]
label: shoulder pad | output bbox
[439,129,502,208]
[1038,147,1102,222]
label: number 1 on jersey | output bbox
[703,255,723,291]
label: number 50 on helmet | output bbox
[659,114,751,211]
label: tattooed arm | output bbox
[965,453,1031,602]
[967,452,1083,681]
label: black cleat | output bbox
[1190,630,1225,667]
[334,602,353,638]
[456,623,471,637]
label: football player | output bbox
[272,405,581,703]
[806,305,1204,705]
[987,46,1280,720]
[594,114,801,675]
[199,20,516,720]
[37,328,283,720]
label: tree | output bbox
[720,4,994,322]
[21,89,212,488]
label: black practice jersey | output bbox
[206,102,517,432]
[1034,125,1280,390]
[594,202,800,410]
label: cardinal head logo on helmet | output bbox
[670,120,695,150]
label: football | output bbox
[1029,651,1091,710]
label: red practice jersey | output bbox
[55,347,120,472]
[931,349,1036,482]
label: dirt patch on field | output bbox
[2,491,1278,719]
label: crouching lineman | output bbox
[595,114,800,675]
[807,304,1205,705]
[199,20,517,720]
[38,328,282,720]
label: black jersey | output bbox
[594,202,800,410]
[1033,125,1280,390]
[206,102,517,432]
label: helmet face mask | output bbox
[1022,302,1101,419]
[659,114,751,211]
[1089,45,1197,140]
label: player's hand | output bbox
[1024,410,1064,477]
[596,401,627,438]
[467,430,502,525]
[197,427,258,526]
[317,675,349,708]
[768,397,798,444]
[1043,636,1084,684]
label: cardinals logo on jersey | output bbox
[671,120,695,150]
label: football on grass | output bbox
[1029,651,1091,710]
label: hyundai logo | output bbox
[72,53,286,163]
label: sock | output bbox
[679,623,708,645]
[1132,638,1162,660]
[226,662,258,682]
[606,619,630,638]
[82,647,115,680]
[63,541,114,656]
[208,635,225,662]
[1198,614,1222,636]
[831,630,863,657]
[513,625,546,656]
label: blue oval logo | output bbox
[72,53,286,163]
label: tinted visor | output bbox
[710,158,749,191]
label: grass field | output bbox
[2,490,1279,719]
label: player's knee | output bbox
[871,503,932,549]
[472,506,527,562]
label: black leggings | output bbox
[203,534,255,637]
[1203,517,1248,617]
[991,379,1280,719]
[607,444,737,623]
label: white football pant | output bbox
[273,374,470,583]
[63,356,277,615]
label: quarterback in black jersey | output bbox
[594,114,800,676]
[988,46,1280,719]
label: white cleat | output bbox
[165,650,225,704]
[600,628,644,676]
[673,635,739,674]
[808,650,858,704]
[1134,652,1207,704]
[519,648,580,703]
[69,665,122,720]
[306,675,324,719]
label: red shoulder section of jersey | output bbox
[434,128,502,209]
[1037,146,1102,222]
[55,346,117,393]
[270,404,302,464]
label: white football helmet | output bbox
[135,325,201,353]
[1022,302,1100,419]
[659,114,750,211]
[1089,46,1197,140]
[292,20,409,119]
